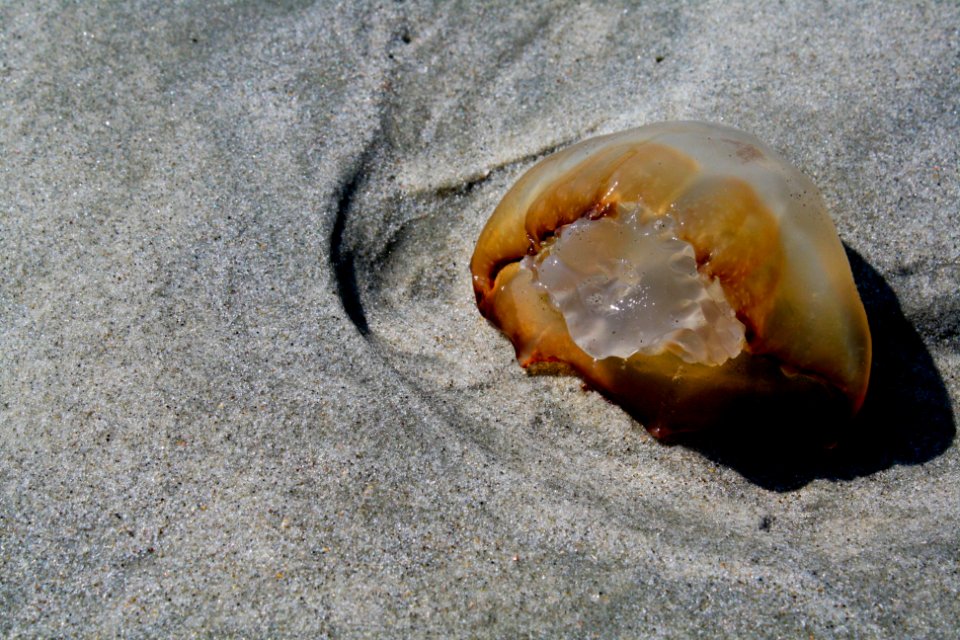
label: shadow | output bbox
[680,245,955,491]
[329,150,372,337]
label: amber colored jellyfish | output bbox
[470,121,871,439]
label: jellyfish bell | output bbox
[470,121,871,439]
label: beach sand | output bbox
[2,1,958,636]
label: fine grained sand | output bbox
[1,1,958,637]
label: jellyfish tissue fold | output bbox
[470,121,872,439]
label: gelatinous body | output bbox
[470,121,871,438]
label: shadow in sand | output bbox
[681,245,955,492]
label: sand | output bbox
[1,1,958,636]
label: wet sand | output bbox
[2,1,958,636]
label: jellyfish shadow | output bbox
[680,245,955,492]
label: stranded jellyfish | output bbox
[470,121,871,439]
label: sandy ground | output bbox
[2,1,958,637]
